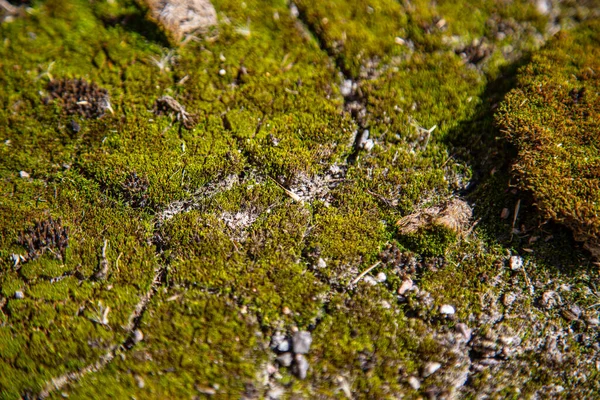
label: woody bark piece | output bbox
[143,0,217,43]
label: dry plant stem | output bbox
[0,0,18,15]
[349,261,381,286]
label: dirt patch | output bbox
[47,78,112,119]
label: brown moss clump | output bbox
[152,95,197,130]
[121,172,151,209]
[496,20,600,257]
[47,78,112,119]
[396,198,472,236]
[17,217,69,261]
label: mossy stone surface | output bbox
[497,20,600,257]
[1,0,600,398]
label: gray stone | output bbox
[277,339,290,353]
[276,352,293,367]
[292,331,312,354]
[293,354,309,379]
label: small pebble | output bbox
[14,291,24,299]
[408,376,421,390]
[19,171,30,178]
[276,352,293,367]
[440,304,455,315]
[398,278,413,295]
[340,79,353,97]
[380,300,391,309]
[134,375,145,389]
[292,331,312,354]
[362,139,374,152]
[422,362,441,377]
[500,207,510,219]
[363,275,378,286]
[509,255,523,271]
[317,257,327,269]
[375,272,387,283]
[266,385,285,399]
[218,69,226,76]
[277,339,290,353]
[270,332,286,350]
[293,354,309,379]
[282,306,291,315]
[133,329,144,344]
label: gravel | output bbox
[292,331,312,354]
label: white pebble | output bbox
[509,255,523,271]
[15,291,24,299]
[218,69,226,76]
[133,329,144,343]
[363,275,378,286]
[408,376,421,389]
[317,258,327,269]
[375,272,387,283]
[363,139,375,152]
[440,304,455,315]
[422,362,441,377]
[398,278,413,295]
[19,171,30,178]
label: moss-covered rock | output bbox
[496,20,600,257]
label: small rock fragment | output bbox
[422,362,441,377]
[270,332,286,350]
[500,208,510,219]
[363,139,375,152]
[133,329,144,344]
[143,0,217,43]
[408,376,421,390]
[14,290,24,299]
[375,272,387,283]
[19,171,30,178]
[292,331,312,354]
[134,375,145,389]
[293,354,309,379]
[440,304,455,315]
[398,278,413,295]
[276,352,293,367]
[316,257,327,269]
[363,275,378,286]
[380,300,391,309]
[277,340,290,353]
[266,385,285,399]
[509,255,523,271]
[282,306,291,315]
[340,79,353,97]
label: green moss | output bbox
[1,0,600,398]
[496,20,600,256]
